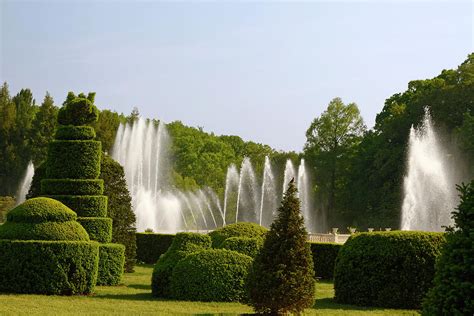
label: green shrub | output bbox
[209,222,267,248]
[41,179,104,195]
[247,181,315,314]
[222,236,263,258]
[0,240,99,295]
[57,92,99,126]
[0,197,90,241]
[309,242,342,279]
[46,140,101,179]
[97,243,125,286]
[171,249,253,302]
[78,217,112,243]
[334,231,446,309]
[136,233,174,264]
[47,195,107,217]
[151,232,211,298]
[55,125,96,140]
[0,196,15,223]
[422,181,474,316]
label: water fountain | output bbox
[259,156,278,227]
[282,159,296,194]
[15,161,34,205]
[401,110,458,232]
[297,159,312,232]
[236,157,260,223]
[223,164,239,224]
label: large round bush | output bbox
[334,231,446,309]
[222,236,263,258]
[209,222,267,248]
[151,232,211,298]
[170,249,253,302]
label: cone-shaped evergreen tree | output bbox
[422,180,474,315]
[247,179,315,315]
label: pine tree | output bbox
[422,180,474,315]
[247,179,315,315]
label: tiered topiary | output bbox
[41,92,124,286]
[0,197,99,294]
[151,232,211,298]
[209,222,267,248]
[334,231,446,309]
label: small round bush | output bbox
[6,197,77,223]
[222,236,263,258]
[209,222,267,248]
[334,231,446,309]
[170,249,253,302]
[151,232,211,298]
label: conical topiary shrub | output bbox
[0,197,99,295]
[246,179,315,314]
[41,92,124,285]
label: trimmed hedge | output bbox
[48,195,108,217]
[136,233,174,264]
[151,233,211,298]
[309,242,342,279]
[222,236,263,258]
[6,197,77,223]
[57,93,99,126]
[0,240,99,295]
[78,217,112,243]
[55,125,96,140]
[46,140,101,179]
[334,231,446,309]
[0,221,90,241]
[97,243,125,286]
[41,179,104,196]
[171,249,253,302]
[209,222,267,248]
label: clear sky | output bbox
[1,1,473,152]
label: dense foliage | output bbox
[309,242,342,280]
[0,197,89,241]
[422,180,474,315]
[170,249,253,302]
[77,217,113,243]
[247,181,315,314]
[209,222,267,248]
[334,231,446,309]
[0,240,99,295]
[222,236,263,258]
[100,155,137,272]
[151,232,211,298]
[97,243,126,286]
[136,233,174,264]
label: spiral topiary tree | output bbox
[246,179,315,314]
[41,92,124,285]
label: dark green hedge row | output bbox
[222,236,263,258]
[151,233,211,298]
[97,243,125,286]
[6,197,77,223]
[55,126,96,140]
[0,240,99,295]
[334,231,446,309]
[41,179,104,196]
[309,242,343,279]
[136,233,174,264]
[47,195,107,217]
[171,249,253,302]
[78,217,112,243]
[46,140,101,179]
[0,220,90,241]
[209,222,268,248]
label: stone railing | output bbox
[307,233,350,244]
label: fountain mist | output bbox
[16,161,34,205]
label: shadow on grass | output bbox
[314,297,400,311]
[93,292,156,301]
[127,284,151,290]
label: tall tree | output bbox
[29,92,58,165]
[304,97,365,227]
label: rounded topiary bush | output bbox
[57,92,99,126]
[209,222,267,248]
[222,236,263,258]
[0,197,89,241]
[97,243,125,286]
[55,125,96,140]
[151,232,211,298]
[170,249,253,302]
[334,231,446,309]
[77,217,112,243]
[41,179,104,196]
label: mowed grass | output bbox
[0,264,419,315]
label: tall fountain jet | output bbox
[236,157,260,223]
[15,161,34,205]
[297,159,312,232]
[259,156,277,226]
[401,110,458,232]
[282,159,296,194]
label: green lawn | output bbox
[0,265,419,315]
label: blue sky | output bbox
[1,1,472,151]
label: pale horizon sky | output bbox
[1,1,473,152]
